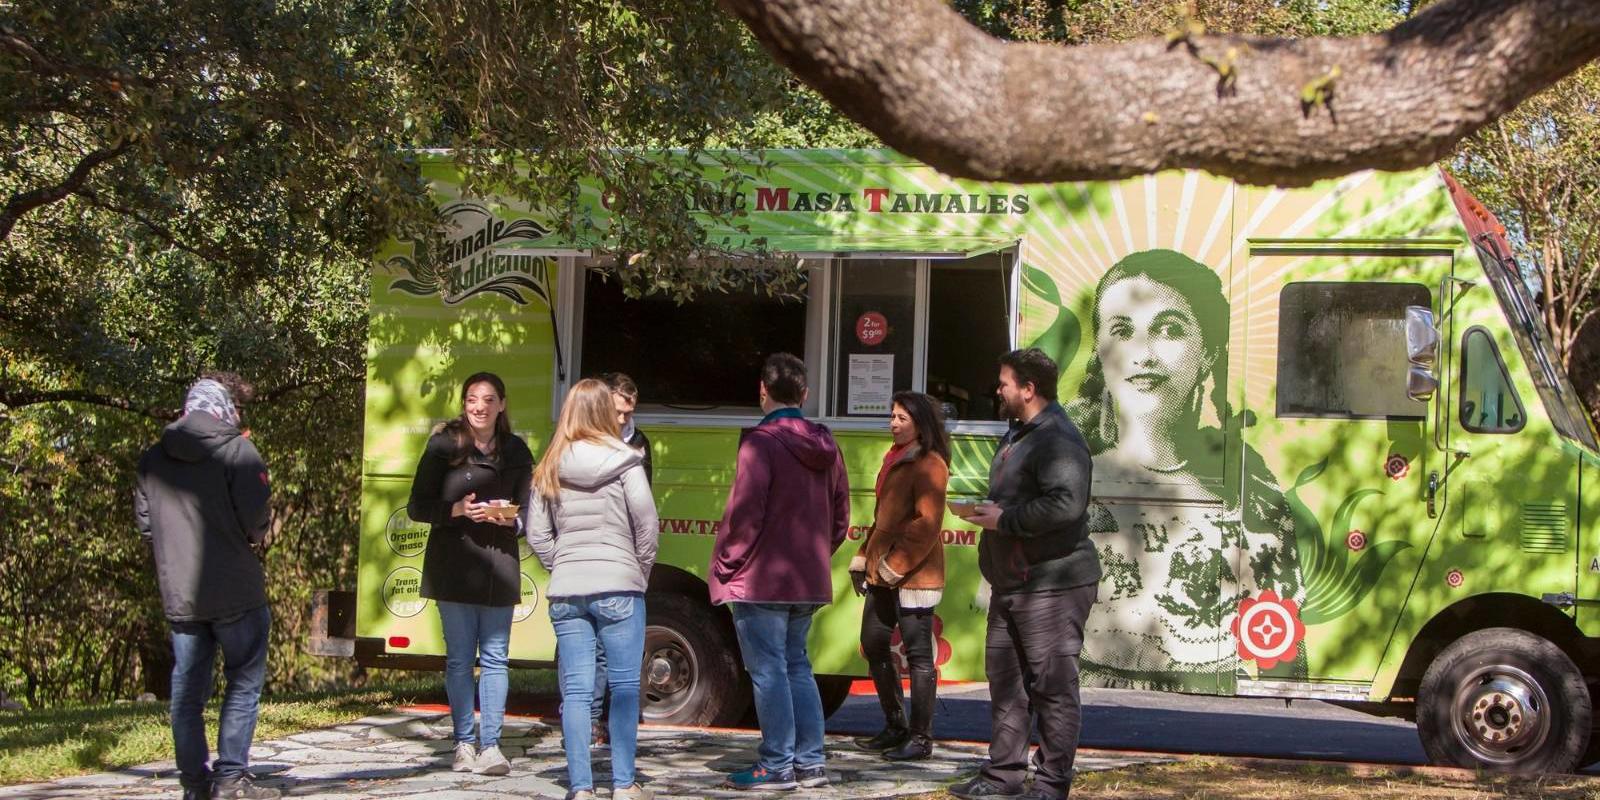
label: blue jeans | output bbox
[436,600,513,747]
[550,592,646,791]
[730,602,825,772]
[169,604,272,790]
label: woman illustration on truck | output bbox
[1065,249,1301,687]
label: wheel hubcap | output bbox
[1452,664,1551,765]
[641,624,698,720]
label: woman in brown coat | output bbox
[850,390,950,761]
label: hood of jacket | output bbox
[559,438,643,489]
[754,416,841,472]
[160,411,241,463]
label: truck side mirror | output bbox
[1405,306,1440,401]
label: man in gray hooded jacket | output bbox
[135,376,279,800]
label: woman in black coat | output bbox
[407,372,532,777]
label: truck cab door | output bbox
[1238,248,1453,689]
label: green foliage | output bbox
[0,0,869,707]
[399,0,873,299]
[1454,65,1600,371]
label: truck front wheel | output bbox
[642,592,751,726]
[1417,627,1590,773]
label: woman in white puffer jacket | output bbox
[524,378,659,800]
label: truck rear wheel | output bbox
[817,674,854,718]
[1417,627,1590,773]
[642,592,751,726]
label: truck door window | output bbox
[1275,281,1431,420]
[1459,327,1526,433]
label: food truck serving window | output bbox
[576,265,817,414]
[1275,281,1431,420]
[566,250,1016,425]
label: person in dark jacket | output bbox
[711,353,850,791]
[951,348,1101,800]
[135,376,280,800]
[605,372,652,484]
[407,372,533,777]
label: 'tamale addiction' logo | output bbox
[387,201,555,307]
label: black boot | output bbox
[854,708,909,750]
[884,666,936,761]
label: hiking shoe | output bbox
[451,741,476,772]
[796,764,828,788]
[948,775,1023,799]
[210,774,282,799]
[722,765,798,791]
[475,745,510,776]
[566,791,596,800]
[614,783,655,800]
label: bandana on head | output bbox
[184,379,240,428]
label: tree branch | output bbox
[720,0,1600,186]
[0,386,176,420]
[75,191,249,269]
[0,142,130,242]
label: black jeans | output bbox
[859,585,937,735]
[980,583,1097,799]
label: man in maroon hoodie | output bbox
[711,352,851,791]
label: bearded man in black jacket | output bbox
[951,348,1101,800]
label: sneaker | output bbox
[475,745,511,776]
[722,765,798,791]
[210,774,282,799]
[948,775,1023,800]
[614,783,655,800]
[451,741,477,772]
[796,765,828,788]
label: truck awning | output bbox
[496,234,1019,260]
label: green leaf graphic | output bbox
[1285,463,1410,625]
[1302,540,1413,624]
[1021,265,1079,372]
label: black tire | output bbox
[817,673,854,718]
[642,592,751,726]
[1416,627,1591,773]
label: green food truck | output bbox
[322,149,1600,773]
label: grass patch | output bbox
[906,757,1600,799]
[0,669,556,786]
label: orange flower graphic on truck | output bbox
[1230,589,1306,670]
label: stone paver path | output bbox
[0,710,1173,799]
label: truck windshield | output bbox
[1473,235,1600,451]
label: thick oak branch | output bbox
[0,143,130,241]
[720,0,1600,186]
[0,386,176,420]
